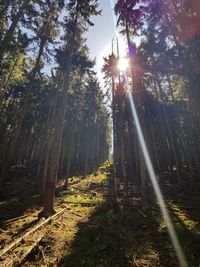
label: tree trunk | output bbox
[139,147,148,209]
[0,109,25,195]
[39,17,78,216]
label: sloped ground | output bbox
[0,162,200,266]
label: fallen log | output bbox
[13,234,44,266]
[4,213,33,224]
[0,207,68,258]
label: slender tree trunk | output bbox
[111,72,118,201]
[0,31,48,193]
[83,140,89,179]
[0,109,25,195]
[31,39,46,78]
[157,79,181,184]
[39,17,78,216]
[139,146,148,209]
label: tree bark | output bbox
[40,17,78,216]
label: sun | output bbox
[118,57,129,72]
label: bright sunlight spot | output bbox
[118,57,129,72]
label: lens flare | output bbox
[109,0,188,266]
[118,57,129,71]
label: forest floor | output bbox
[0,162,200,267]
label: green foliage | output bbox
[0,0,111,208]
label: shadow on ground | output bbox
[0,173,40,226]
[57,175,200,267]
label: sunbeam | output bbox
[124,74,188,267]
[109,1,188,266]
[118,57,129,72]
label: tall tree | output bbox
[39,0,101,216]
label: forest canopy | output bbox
[0,1,200,266]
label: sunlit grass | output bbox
[169,202,199,232]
